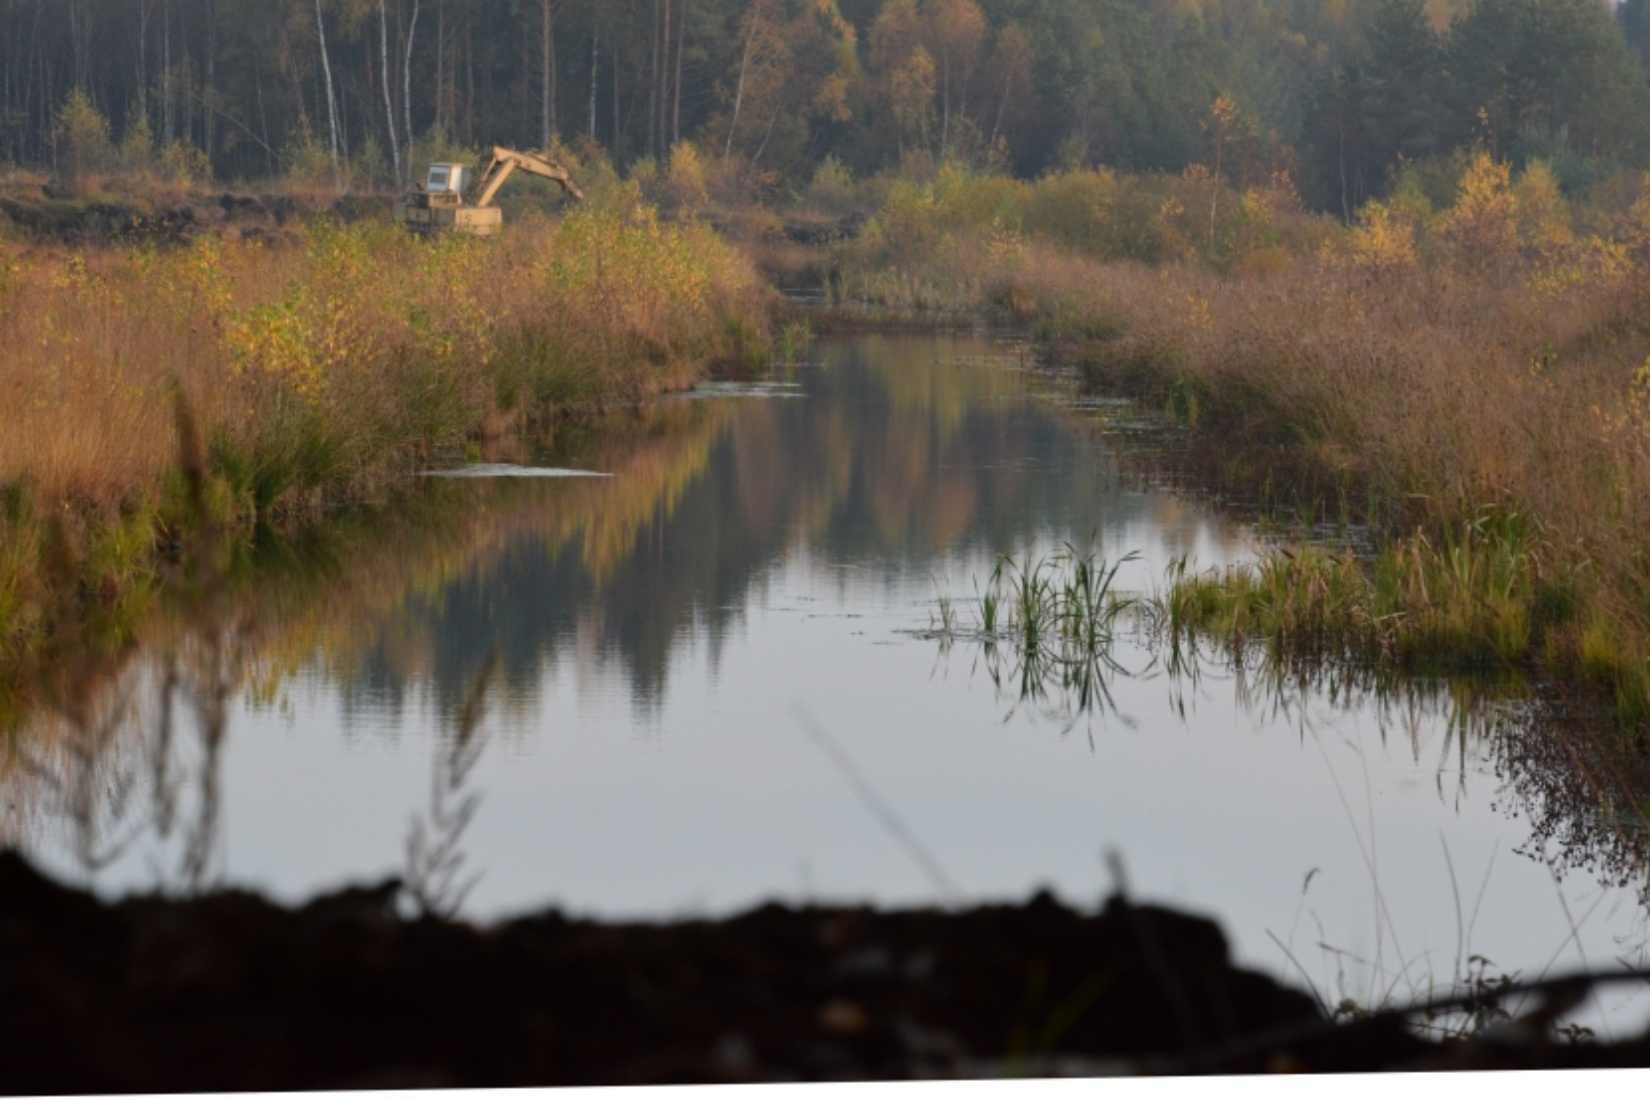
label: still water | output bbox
[8,332,1650,1033]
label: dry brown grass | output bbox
[0,199,768,514]
[0,196,772,680]
[1016,250,1647,528]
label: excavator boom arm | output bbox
[474,146,585,208]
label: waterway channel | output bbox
[6,331,1650,1036]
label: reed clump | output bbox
[0,191,772,678]
[832,161,1336,312]
[1160,508,1568,673]
[929,545,1137,721]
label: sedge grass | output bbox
[1148,504,1650,736]
[928,544,1139,724]
[1159,508,1563,674]
[935,544,1138,653]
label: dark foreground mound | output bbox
[0,853,1642,1090]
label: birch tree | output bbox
[314,0,342,188]
[379,0,400,179]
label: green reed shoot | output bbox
[928,544,1140,722]
[1155,507,1585,682]
[777,318,815,365]
[968,545,1138,653]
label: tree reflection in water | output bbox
[404,655,496,918]
[1158,618,1650,924]
[929,553,1650,926]
[1496,696,1650,908]
[7,458,248,894]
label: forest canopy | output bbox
[2,0,1648,212]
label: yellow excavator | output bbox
[394,145,584,236]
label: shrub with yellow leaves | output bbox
[1345,199,1420,273]
[1436,151,1518,276]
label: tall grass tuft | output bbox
[930,545,1138,722]
[1159,508,1576,685]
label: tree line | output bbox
[3,0,1648,211]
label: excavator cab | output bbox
[424,164,471,196]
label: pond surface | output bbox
[7,332,1650,1035]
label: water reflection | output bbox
[1495,698,1650,905]
[7,333,1139,860]
[5,566,244,894]
[404,656,495,918]
[2,332,1649,1031]
[336,334,1135,723]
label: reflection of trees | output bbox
[2,560,250,893]
[335,398,737,720]
[760,335,1127,563]
[1490,697,1650,906]
[7,333,1650,919]
[0,398,733,864]
[1162,632,1650,908]
[7,332,1120,859]
[404,657,496,919]
[345,334,1144,716]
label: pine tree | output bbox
[1449,0,1650,164]
[1357,0,1442,174]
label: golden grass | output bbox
[1066,260,1650,720]
[0,194,767,510]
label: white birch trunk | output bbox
[404,0,420,173]
[587,19,597,140]
[315,0,342,190]
[540,0,554,147]
[725,11,758,159]
[380,0,400,180]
